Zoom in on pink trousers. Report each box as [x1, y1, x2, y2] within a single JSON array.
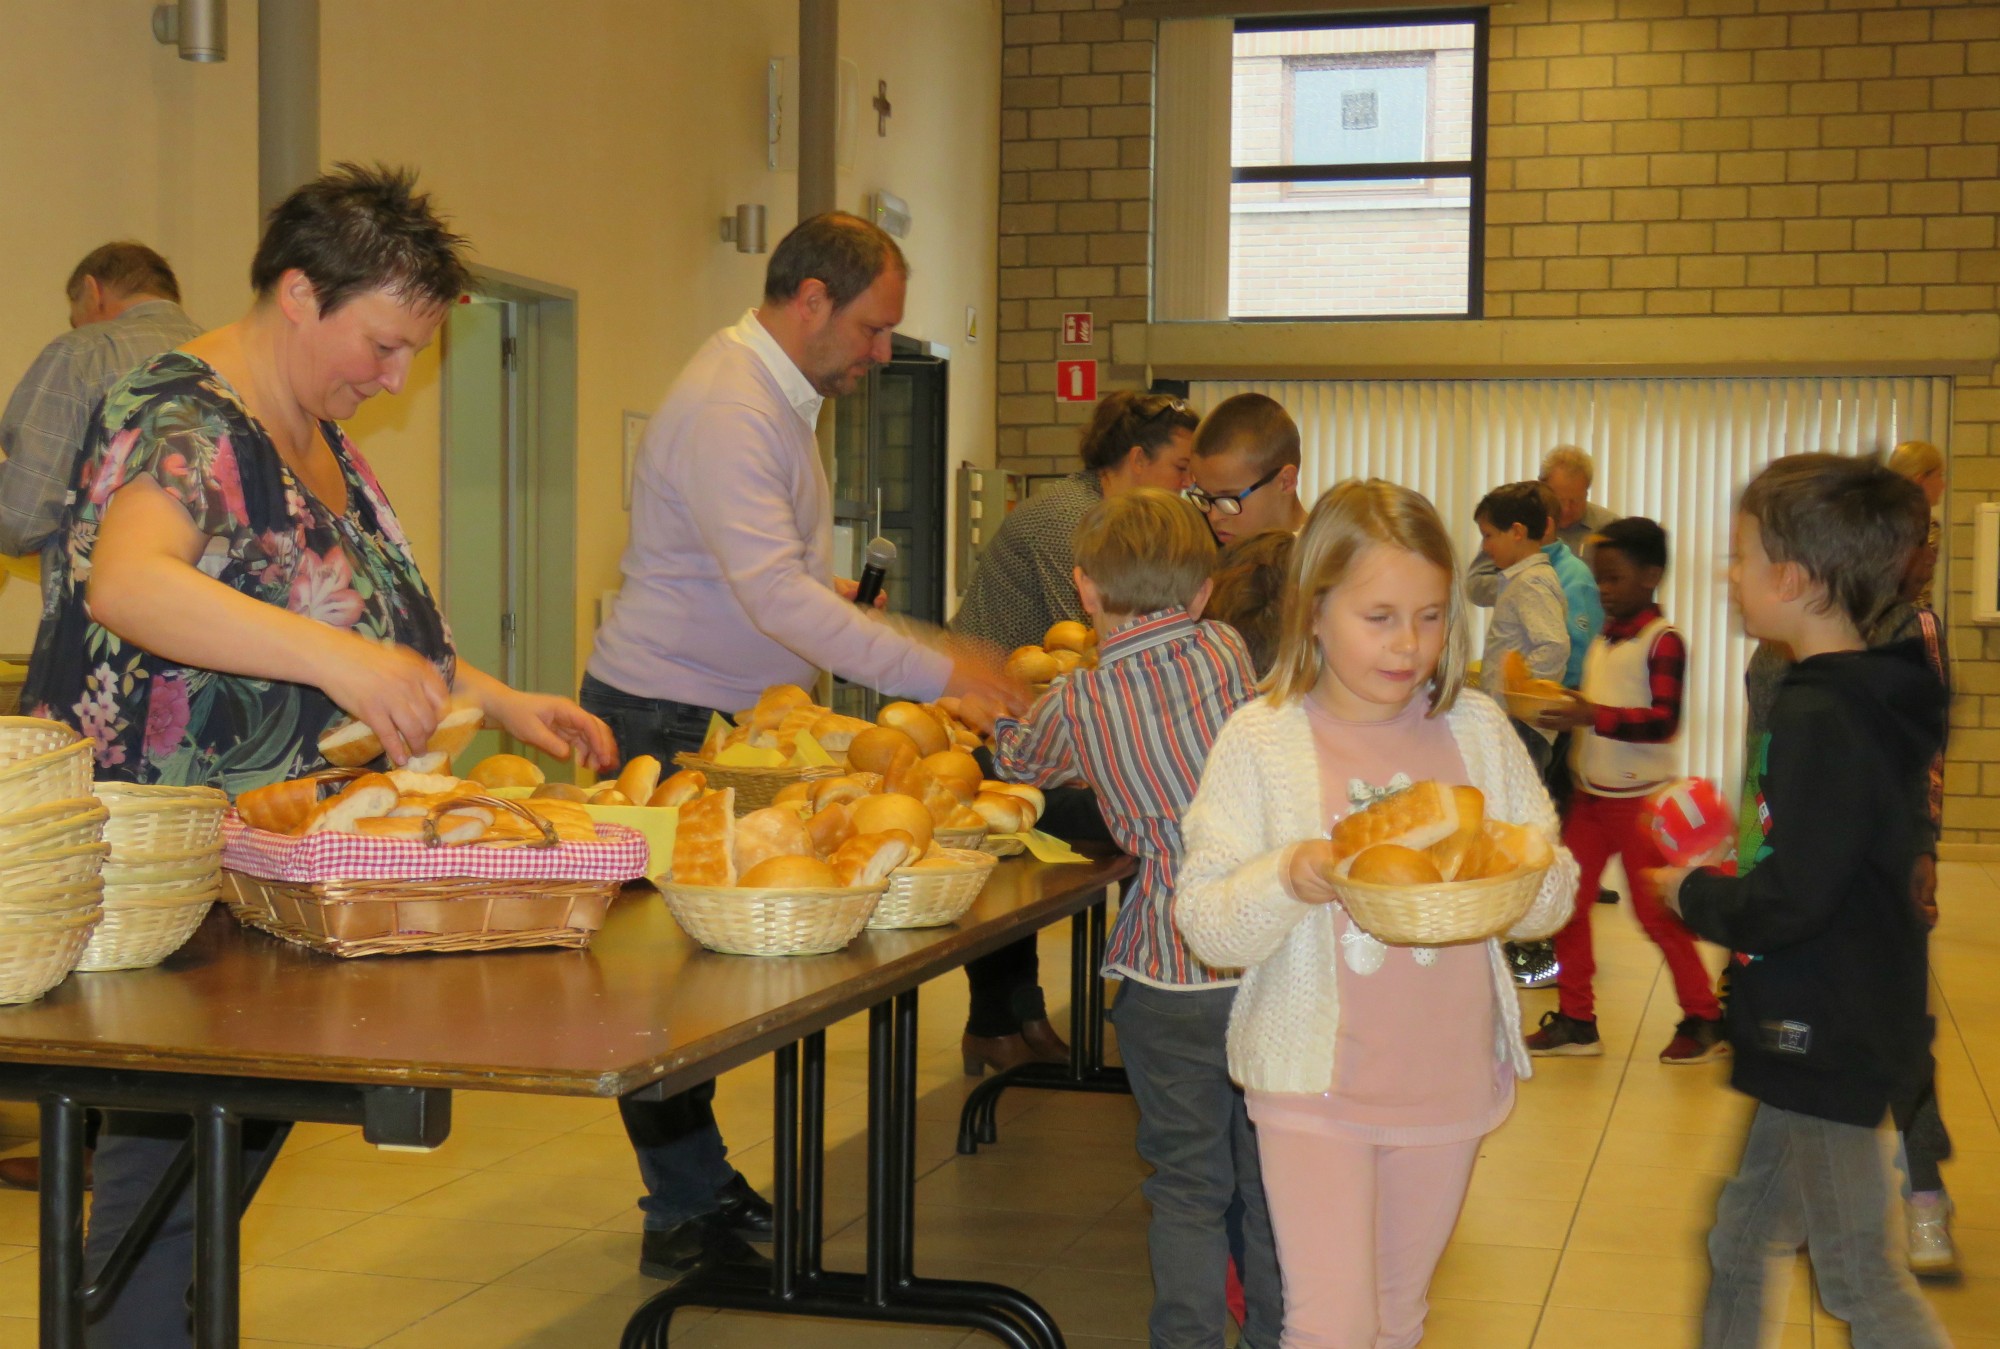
[[1256, 1123, 1482, 1349]]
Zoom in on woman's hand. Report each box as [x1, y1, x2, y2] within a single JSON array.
[[1287, 840, 1344, 906], [486, 688, 619, 773], [320, 639, 451, 765]]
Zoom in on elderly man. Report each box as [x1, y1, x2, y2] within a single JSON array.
[[584, 211, 1016, 1283], [0, 242, 200, 562], [1540, 444, 1616, 561]]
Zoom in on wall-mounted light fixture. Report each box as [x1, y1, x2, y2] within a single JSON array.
[[152, 0, 228, 62], [719, 205, 768, 255], [871, 191, 911, 239]]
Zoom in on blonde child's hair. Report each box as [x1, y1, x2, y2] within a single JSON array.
[[1073, 487, 1218, 615], [1887, 439, 1943, 482], [1263, 479, 1469, 715]]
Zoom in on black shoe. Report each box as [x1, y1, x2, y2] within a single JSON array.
[[713, 1172, 775, 1242], [1524, 1009, 1603, 1057], [638, 1216, 774, 1282], [1506, 940, 1559, 989], [1597, 889, 1621, 905]]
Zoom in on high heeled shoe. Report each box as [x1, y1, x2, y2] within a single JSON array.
[[961, 1031, 1043, 1076], [1018, 1017, 1071, 1065]]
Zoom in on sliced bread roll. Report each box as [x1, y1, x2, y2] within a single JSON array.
[[304, 773, 400, 834], [468, 753, 544, 789], [650, 769, 708, 809], [234, 777, 328, 835], [616, 755, 664, 805], [739, 855, 840, 889], [827, 830, 914, 886], [733, 806, 815, 876], [671, 789, 736, 886]]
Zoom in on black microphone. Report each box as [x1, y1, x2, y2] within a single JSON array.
[[853, 536, 897, 607]]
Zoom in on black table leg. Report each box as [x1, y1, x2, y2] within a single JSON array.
[[191, 1105, 242, 1348], [959, 891, 1130, 1155], [38, 1093, 86, 1349]]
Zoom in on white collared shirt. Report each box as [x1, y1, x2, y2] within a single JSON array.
[[732, 309, 824, 429]]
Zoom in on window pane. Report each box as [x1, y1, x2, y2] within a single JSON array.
[[1233, 22, 1476, 168], [1229, 177, 1470, 318]]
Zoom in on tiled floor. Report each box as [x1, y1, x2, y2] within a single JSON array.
[[2, 865, 1999, 1345]]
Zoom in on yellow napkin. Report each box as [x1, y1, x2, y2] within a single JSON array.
[[714, 743, 788, 768], [484, 786, 676, 877], [1013, 829, 1089, 864], [703, 711, 731, 753], [792, 730, 835, 768]]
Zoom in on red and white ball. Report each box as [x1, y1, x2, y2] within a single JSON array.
[[1641, 777, 1734, 866]]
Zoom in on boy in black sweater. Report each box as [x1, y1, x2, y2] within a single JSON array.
[[1657, 453, 1948, 1349]]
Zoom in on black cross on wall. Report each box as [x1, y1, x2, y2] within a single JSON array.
[[874, 80, 892, 136]]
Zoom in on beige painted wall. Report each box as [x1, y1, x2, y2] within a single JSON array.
[[0, 0, 1000, 687]]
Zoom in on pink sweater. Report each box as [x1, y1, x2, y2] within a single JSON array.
[[588, 312, 952, 712], [1248, 695, 1514, 1145]]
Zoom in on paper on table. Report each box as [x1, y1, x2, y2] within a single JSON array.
[[486, 786, 677, 878], [1011, 830, 1089, 864]]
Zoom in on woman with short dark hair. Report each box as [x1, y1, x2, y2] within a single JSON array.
[[27, 164, 615, 1347]]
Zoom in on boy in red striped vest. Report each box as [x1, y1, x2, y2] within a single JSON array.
[[1523, 517, 1727, 1063]]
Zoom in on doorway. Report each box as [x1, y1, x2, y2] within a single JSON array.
[[440, 272, 579, 776]]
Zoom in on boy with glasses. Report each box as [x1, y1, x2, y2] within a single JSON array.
[[1187, 393, 1308, 547]]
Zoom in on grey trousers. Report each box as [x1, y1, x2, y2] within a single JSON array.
[[1704, 1101, 1950, 1349], [1110, 980, 1283, 1349]]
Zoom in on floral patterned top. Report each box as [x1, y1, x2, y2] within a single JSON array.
[[23, 352, 455, 791]]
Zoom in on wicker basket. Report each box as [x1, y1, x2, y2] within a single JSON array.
[[933, 824, 990, 852], [869, 848, 998, 929], [0, 741, 94, 816], [77, 894, 217, 972], [1329, 864, 1550, 947], [224, 871, 621, 958], [94, 783, 228, 853], [661, 879, 883, 956], [102, 845, 221, 891], [0, 899, 99, 1004], [0, 842, 109, 899], [0, 717, 78, 763], [671, 753, 840, 813], [0, 798, 109, 856]]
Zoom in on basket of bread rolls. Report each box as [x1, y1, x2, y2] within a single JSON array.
[[1321, 781, 1554, 947], [219, 726, 649, 956], [1001, 620, 1099, 694], [1498, 650, 1574, 726], [858, 793, 999, 930], [658, 785, 914, 955], [670, 685, 860, 811]]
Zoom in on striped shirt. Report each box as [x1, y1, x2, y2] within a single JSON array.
[[994, 607, 1257, 989], [0, 299, 201, 559]]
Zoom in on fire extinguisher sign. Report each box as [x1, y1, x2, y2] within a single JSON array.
[[1055, 359, 1097, 403]]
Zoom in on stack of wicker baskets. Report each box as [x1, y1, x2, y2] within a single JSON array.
[[80, 782, 228, 972], [0, 719, 106, 1002]]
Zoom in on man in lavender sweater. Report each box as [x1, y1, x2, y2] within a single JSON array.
[[584, 212, 1017, 1282]]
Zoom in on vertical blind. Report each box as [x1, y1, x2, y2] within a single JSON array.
[[1190, 376, 1953, 795]]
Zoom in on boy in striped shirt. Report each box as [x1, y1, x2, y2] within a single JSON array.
[[995, 487, 1279, 1348]]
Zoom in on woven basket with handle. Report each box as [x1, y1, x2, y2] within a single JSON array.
[[1329, 864, 1549, 947], [661, 879, 883, 956], [869, 849, 997, 930], [670, 753, 840, 813]]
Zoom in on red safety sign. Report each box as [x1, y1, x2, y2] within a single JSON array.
[[1055, 359, 1097, 403], [1061, 312, 1094, 345]]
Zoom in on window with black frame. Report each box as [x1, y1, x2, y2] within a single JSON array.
[[1230, 9, 1487, 319]]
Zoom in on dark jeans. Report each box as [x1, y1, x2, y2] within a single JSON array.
[[1893, 1055, 1952, 1195], [84, 1113, 285, 1348], [581, 673, 746, 1230], [963, 748, 1113, 1037]]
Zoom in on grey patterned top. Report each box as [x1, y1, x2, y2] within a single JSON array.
[[949, 469, 1102, 654]]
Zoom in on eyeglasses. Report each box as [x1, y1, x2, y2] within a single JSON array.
[[1185, 462, 1285, 516]]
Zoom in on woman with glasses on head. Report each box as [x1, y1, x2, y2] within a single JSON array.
[[949, 388, 1200, 1074]]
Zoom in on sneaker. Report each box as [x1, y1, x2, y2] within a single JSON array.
[[1660, 1016, 1729, 1064], [1507, 941, 1559, 989], [1597, 889, 1621, 905], [1908, 1194, 1958, 1278], [1525, 1010, 1602, 1057]]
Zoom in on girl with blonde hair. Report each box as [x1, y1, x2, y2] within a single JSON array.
[[1176, 479, 1578, 1348]]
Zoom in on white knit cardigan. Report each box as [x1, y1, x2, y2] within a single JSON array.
[[1174, 689, 1580, 1094]]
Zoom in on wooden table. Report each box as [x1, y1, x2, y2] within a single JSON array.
[[0, 848, 1134, 1349]]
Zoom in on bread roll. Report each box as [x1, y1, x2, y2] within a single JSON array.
[[531, 781, 590, 803], [850, 792, 933, 853], [849, 726, 921, 778], [401, 750, 450, 775], [468, 753, 545, 789], [389, 770, 466, 796], [876, 702, 948, 757], [827, 831, 914, 886], [1047, 648, 1085, 676], [739, 855, 840, 889], [1347, 843, 1445, 886], [1043, 620, 1096, 654], [616, 754, 664, 804], [672, 788, 736, 885], [423, 706, 486, 764], [650, 769, 708, 809], [753, 684, 815, 720], [304, 773, 400, 834], [734, 806, 815, 876], [516, 798, 595, 843], [808, 773, 882, 811], [1500, 649, 1532, 694], [1329, 781, 1463, 861], [1004, 646, 1060, 685], [1482, 819, 1552, 876], [943, 804, 987, 830], [588, 787, 632, 806], [808, 712, 874, 753], [355, 813, 491, 846], [981, 781, 1045, 826], [971, 791, 1033, 835], [918, 751, 981, 803], [234, 777, 328, 835], [806, 802, 855, 857], [317, 718, 384, 768]]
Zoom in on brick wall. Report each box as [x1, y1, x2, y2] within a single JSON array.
[[994, 0, 2000, 842]]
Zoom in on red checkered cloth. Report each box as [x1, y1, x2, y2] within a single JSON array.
[[222, 812, 650, 884]]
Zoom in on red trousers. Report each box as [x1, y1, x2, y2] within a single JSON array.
[[1555, 790, 1722, 1023]]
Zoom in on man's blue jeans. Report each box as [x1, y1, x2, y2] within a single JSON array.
[[581, 674, 743, 1230]]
